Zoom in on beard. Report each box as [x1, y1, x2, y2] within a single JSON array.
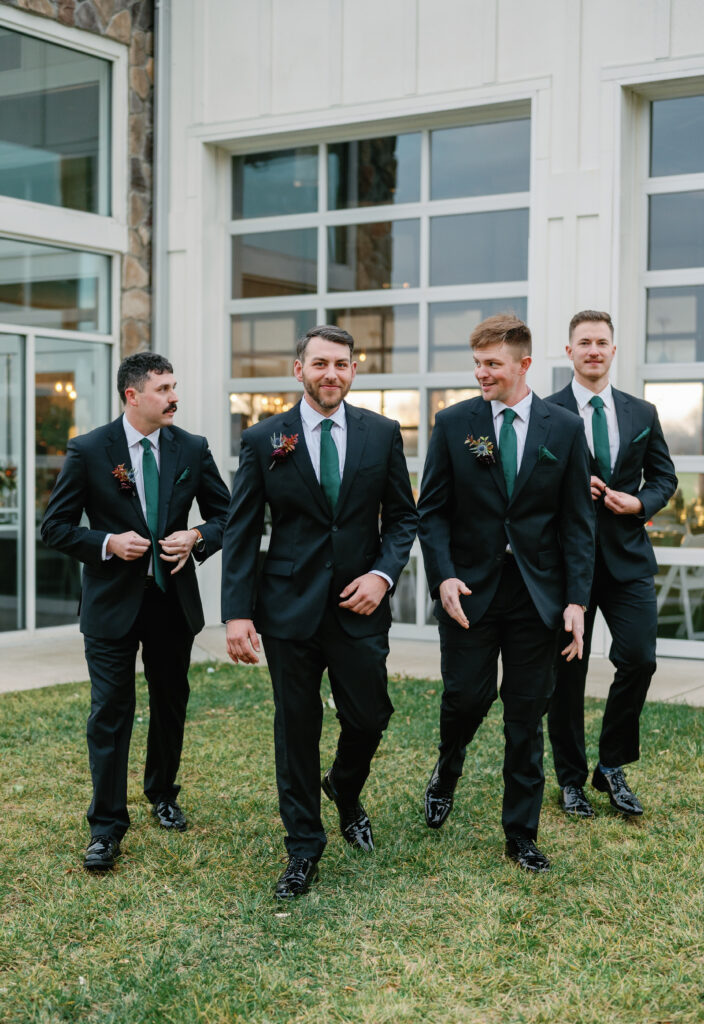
[[302, 375, 351, 412]]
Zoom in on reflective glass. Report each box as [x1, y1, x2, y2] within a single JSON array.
[[646, 286, 704, 364], [349, 389, 419, 455], [231, 310, 317, 378], [648, 192, 704, 270], [648, 472, 704, 548], [328, 221, 420, 292], [328, 133, 420, 209], [0, 237, 110, 332], [232, 147, 318, 218], [655, 558, 704, 641], [390, 557, 416, 624], [643, 381, 703, 456], [651, 96, 704, 178], [431, 119, 530, 199], [229, 391, 301, 457], [430, 210, 529, 285], [0, 27, 110, 214], [428, 298, 527, 372], [0, 333, 23, 631], [328, 305, 418, 373], [232, 229, 317, 298], [428, 388, 480, 437]]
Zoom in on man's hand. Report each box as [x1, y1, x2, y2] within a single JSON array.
[[561, 603, 585, 662], [439, 578, 472, 629], [603, 488, 643, 516], [106, 531, 151, 561], [226, 619, 261, 664], [590, 475, 606, 501], [159, 529, 198, 575], [339, 573, 389, 615]]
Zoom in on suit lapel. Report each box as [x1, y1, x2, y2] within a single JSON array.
[[510, 393, 550, 505], [158, 426, 179, 537], [105, 418, 148, 532], [611, 388, 632, 482], [283, 403, 330, 517], [335, 402, 369, 517], [554, 382, 599, 475], [467, 400, 507, 501]]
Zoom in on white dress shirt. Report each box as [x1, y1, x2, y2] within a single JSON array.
[[102, 413, 161, 565], [491, 390, 533, 472], [571, 378, 620, 473]]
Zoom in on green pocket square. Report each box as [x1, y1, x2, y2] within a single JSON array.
[[538, 445, 558, 463], [631, 427, 650, 444], [176, 467, 191, 484]]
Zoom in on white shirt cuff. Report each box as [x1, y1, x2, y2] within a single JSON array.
[[370, 569, 393, 588], [102, 534, 113, 560]]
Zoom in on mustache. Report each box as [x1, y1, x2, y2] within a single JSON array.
[[164, 403, 178, 413]]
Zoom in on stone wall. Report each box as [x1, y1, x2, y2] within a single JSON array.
[[1, 0, 154, 355]]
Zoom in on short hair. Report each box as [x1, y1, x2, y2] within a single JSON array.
[[569, 309, 614, 339], [117, 353, 173, 404], [470, 314, 532, 357], [296, 324, 354, 361]]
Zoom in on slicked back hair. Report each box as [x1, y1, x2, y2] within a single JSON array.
[[470, 314, 532, 358], [569, 309, 614, 340], [296, 325, 354, 362], [117, 353, 174, 404]]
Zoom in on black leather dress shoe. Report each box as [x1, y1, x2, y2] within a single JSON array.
[[322, 769, 374, 852], [505, 837, 551, 873], [152, 799, 188, 831], [84, 835, 121, 871], [561, 785, 595, 818], [592, 766, 643, 816], [424, 762, 456, 829], [275, 856, 319, 899]]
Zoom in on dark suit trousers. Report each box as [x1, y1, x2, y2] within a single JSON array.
[[548, 552, 657, 787], [262, 605, 393, 860], [83, 581, 193, 839], [436, 558, 558, 840]]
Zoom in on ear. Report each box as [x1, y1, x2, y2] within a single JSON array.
[[293, 359, 303, 383], [565, 344, 573, 360], [519, 355, 532, 376], [124, 386, 139, 407]]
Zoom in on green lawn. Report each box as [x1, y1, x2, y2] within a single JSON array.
[[1, 664, 703, 1024]]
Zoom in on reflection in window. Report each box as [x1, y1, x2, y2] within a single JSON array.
[[646, 286, 704, 364], [430, 210, 529, 285], [648, 192, 704, 271], [328, 133, 420, 209], [329, 305, 418, 373], [0, 237, 110, 332], [349, 389, 419, 456], [428, 298, 527, 372], [231, 310, 317, 378], [328, 221, 420, 293], [656, 560, 704, 641], [648, 472, 704, 548], [650, 96, 704, 178], [644, 381, 704, 455], [428, 388, 480, 436], [0, 28, 110, 214], [231, 230, 317, 298], [229, 391, 301, 456], [232, 147, 317, 219], [431, 119, 530, 200]]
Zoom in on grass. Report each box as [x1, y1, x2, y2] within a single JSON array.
[[1, 663, 703, 1024]]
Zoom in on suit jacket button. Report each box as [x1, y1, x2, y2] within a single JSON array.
[[332, 525, 338, 532], [325, 560, 332, 569], [504, 518, 510, 525]]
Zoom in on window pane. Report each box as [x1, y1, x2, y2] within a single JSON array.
[[328, 133, 420, 210], [0, 27, 110, 214], [646, 286, 704, 364], [431, 119, 530, 199], [648, 472, 704, 548], [231, 310, 317, 378], [651, 96, 704, 178], [349, 389, 419, 455], [328, 221, 420, 292], [643, 381, 704, 455], [232, 147, 318, 218], [0, 237, 110, 332], [390, 556, 416, 624], [229, 391, 301, 456], [430, 210, 529, 285], [648, 192, 704, 270], [656, 560, 704, 641], [0, 333, 23, 631], [328, 305, 418, 373], [428, 298, 527, 372], [232, 229, 317, 298], [428, 388, 480, 437]]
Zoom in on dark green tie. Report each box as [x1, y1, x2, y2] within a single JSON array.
[[141, 437, 165, 591], [499, 408, 518, 498], [319, 419, 340, 513], [590, 395, 611, 483]]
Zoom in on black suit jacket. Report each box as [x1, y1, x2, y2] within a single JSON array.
[[41, 417, 230, 638], [547, 383, 677, 582], [418, 393, 595, 630], [221, 400, 418, 640]]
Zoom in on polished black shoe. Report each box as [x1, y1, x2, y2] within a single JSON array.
[[84, 834, 121, 871], [152, 799, 188, 831], [322, 769, 374, 852], [424, 762, 456, 829], [592, 766, 643, 817], [505, 836, 551, 873], [275, 856, 319, 899], [561, 784, 595, 818]]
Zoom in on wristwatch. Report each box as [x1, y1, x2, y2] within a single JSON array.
[[191, 528, 205, 553]]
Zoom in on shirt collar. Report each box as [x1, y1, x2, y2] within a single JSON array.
[[571, 377, 613, 411], [122, 412, 161, 450], [299, 397, 347, 432], [491, 389, 533, 422]]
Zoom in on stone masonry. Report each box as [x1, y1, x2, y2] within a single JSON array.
[[1, 0, 154, 356]]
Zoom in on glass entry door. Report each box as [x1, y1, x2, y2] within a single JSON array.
[[0, 334, 23, 631]]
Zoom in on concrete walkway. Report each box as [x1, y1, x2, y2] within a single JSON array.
[[0, 625, 702, 706]]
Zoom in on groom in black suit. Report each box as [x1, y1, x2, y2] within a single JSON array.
[[418, 314, 595, 872], [41, 353, 230, 870], [221, 325, 417, 899], [547, 310, 677, 819]]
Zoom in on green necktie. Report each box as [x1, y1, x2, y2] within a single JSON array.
[[590, 395, 611, 483], [141, 437, 166, 591], [499, 408, 518, 498], [319, 419, 340, 513]]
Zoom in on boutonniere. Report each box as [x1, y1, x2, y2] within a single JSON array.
[[269, 432, 299, 471], [538, 445, 558, 463], [112, 463, 136, 494], [465, 435, 496, 465], [632, 427, 650, 444], [176, 466, 191, 484]]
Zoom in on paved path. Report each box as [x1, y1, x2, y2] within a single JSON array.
[[0, 626, 702, 706]]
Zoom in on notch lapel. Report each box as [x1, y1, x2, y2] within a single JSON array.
[[334, 403, 369, 516], [157, 426, 179, 537], [468, 400, 507, 501], [105, 418, 148, 533], [509, 394, 550, 506], [282, 404, 330, 517], [610, 388, 632, 483]]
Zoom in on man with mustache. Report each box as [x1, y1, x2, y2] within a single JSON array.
[[42, 353, 230, 870], [547, 310, 677, 819]]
